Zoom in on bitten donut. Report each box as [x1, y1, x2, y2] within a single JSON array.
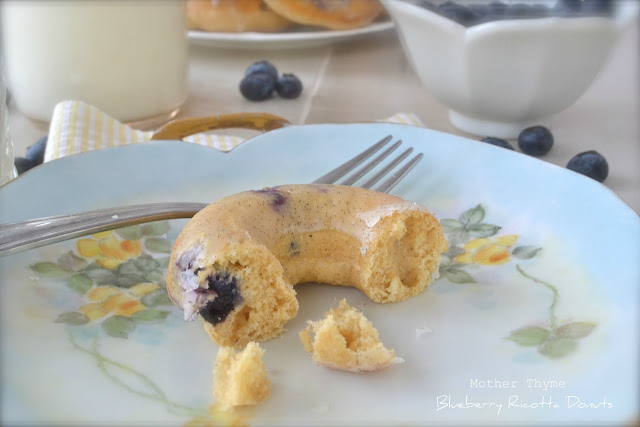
[[166, 184, 446, 347], [263, 0, 384, 30], [186, 0, 295, 33]]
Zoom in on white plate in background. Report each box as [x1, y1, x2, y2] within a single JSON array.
[[188, 21, 394, 50]]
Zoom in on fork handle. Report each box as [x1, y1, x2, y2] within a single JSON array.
[[0, 203, 207, 258]]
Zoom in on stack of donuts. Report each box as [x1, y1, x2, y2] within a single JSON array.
[[187, 0, 385, 32]]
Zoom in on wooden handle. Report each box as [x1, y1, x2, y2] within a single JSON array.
[[150, 112, 291, 140]]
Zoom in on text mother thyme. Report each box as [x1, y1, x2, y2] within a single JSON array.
[[435, 379, 612, 416]]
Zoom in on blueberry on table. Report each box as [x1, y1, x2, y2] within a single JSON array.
[[583, 0, 615, 16], [553, 0, 583, 16], [25, 135, 47, 165], [518, 126, 554, 156], [438, 2, 477, 26], [416, 0, 438, 12], [244, 60, 278, 81], [528, 4, 550, 18], [487, 1, 509, 18], [14, 157, 37, 175], [275, 73, 303, 99], [505, 3, 533, 19], [240, 72, 276, 101], [481, 137, 514, 150], [566, 150, 609, 182], [469, 4, 490, 22]]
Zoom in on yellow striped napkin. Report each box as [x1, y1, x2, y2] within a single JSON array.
[[44, 100, 425, 162]]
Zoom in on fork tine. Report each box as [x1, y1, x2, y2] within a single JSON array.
[[373, 153, 424, 194], [360, 147, 414, 189], [340, 140, 402, 186], [312, 135, 393, 184]]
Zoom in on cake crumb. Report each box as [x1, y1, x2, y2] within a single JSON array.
[[213, 342, 271, 410], [299, 299, 401, 372]]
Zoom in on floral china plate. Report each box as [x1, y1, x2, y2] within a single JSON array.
[[0, 123, 638, 425]]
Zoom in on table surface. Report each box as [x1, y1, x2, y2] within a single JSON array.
[[8, 21, 639, 214]]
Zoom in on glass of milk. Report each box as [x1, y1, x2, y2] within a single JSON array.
[[1, 0, 188, 128], [1, 71, 17, 187]]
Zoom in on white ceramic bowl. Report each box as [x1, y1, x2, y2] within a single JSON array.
[[384, 0, 638, 138]]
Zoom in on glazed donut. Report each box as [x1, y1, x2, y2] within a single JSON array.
[[166, 184, 446, 347], [262, 0, 384, 30], [186, 0, 295, 33]]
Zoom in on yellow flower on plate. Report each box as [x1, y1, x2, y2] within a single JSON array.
[[129, 282, 161, 296], [115, 299, 145, 317], [79, 302, 108, 321], [86, 286, 121, 301], [454, 234, 519, 266], [473, 244, 511, 265], [463, 238, 492, 251], [77, 239, 100, 258], [75, 233, 142, 269], [78, 283, 162, 321]]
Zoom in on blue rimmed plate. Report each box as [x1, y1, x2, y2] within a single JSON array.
[[1, 123, 638, 425]]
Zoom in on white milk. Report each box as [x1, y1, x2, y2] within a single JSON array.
[[1, 0, 188, 124], [1, 73, 16, 186]]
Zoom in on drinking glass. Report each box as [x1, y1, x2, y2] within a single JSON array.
[[1, 72, 16, 186], [1, 0, 188, 128]]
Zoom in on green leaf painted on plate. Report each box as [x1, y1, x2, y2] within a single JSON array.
[[115, 274, 145, 289], [448, 230, 470, 246], [445, 246, 465, 258], [141, 289, 173, 307], [445, 268, 476, 284], [84, 268, 116, 285], [144, 271, 164, 283], [468, 223, 501, 237], [506, 326, 550, 346], [459, 204, 485, 225], [156, 256, 171, 269], [54, 311, 90, 325], [555, 322, 596, 339], [134, 255, 160, 272], [441, 219, 464, 233], [141, 221, 170, 237], [118, 259, 142, 276], [57, 251, 89, 272], [115, 225, 143, 240], [538, 337, 577, 359], [67, 273, 93, 295], [144, 238, 172, 254], [513, 246, 542, 259], [131, 309, 170, 323], [29, 262, 72, 279], [102, 315, 136, 339]]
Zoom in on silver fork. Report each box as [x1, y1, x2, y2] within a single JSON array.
[[0, 135, 422, 257]]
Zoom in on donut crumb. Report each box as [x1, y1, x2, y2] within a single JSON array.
[[213, 342, 271, 410], [299, 299, 402, 372]]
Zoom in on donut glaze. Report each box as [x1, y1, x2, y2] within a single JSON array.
[[186, 0, 295, 33], [263, 0, 384, 30], [166, 184, 446, 347]]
